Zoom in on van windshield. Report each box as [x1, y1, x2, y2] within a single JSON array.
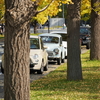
[[40, 36, 59, 43]]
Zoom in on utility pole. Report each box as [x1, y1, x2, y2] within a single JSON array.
[[48, 16, 50, 33], [62, 4, 64, 18], [62, 4, 65, 29]]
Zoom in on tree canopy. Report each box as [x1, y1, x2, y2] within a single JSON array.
[[32, 0, 73, 24], [81, 0, 100, 21], [0, 0, 100, 24], [0, 0, 73, 24]]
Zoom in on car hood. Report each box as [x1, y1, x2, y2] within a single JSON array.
[[43, 43, 60, 51], [30, 49, 43, 56]]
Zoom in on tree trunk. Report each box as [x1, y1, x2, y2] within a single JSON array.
[[4, 21, 30, 100], [34, 20, 38, 33], [67, 0, 83, 80], [4, 0, 38, 99], [90, 0, 100, 60]]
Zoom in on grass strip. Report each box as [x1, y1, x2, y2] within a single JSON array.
[[30, 51, 100, 100]]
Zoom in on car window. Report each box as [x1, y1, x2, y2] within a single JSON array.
[[41, 36, 59, 43], [30, 38, 40, 49]]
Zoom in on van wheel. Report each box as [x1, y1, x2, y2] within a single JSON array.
[[62, 58, 65, 63], [86, 42, 90, 49], [57, 57, 61, 65]]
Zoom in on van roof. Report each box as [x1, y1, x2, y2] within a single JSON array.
[[39, 33, 61, 37]]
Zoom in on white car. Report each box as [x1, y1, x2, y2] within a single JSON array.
[[30, 36, 48, 74], [50, 31, 67, 58], [39, 33, 66, 65], [1, 36, 48, 74]]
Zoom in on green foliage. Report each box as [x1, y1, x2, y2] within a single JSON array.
[[0, 0, 100, 23], [94, 2, 100, 14], [31, 0, 73, 24], [30, 51, 100, 100], [81, 0, 100, 21], [81, 0, 91, 21]]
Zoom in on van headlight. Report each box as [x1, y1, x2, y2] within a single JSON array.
[[53, 48, 59, 55]]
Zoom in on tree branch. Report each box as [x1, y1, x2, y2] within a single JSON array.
[[6, 0, 55, 27], [37, 0, 55, 14]]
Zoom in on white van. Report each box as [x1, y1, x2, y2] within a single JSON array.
[[50, 31, 67, 58], [39, 33, 66, 65]]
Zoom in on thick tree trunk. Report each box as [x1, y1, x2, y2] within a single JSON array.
[[90, 0, 100, 60], [4, 0, 37, 99], [67, 0, 83, 80], [4, 20, 30, 100]]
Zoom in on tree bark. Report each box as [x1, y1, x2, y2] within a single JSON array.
[[67, 0, 83, 80], [4, 0, 38, 100], [4, 20, 30, 100], [90, 0, 100, 60]]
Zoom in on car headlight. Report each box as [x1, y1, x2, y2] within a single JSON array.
[[33, 54, 39, 62], [33, 54, 39, 59], [53, 48, 59, 55]]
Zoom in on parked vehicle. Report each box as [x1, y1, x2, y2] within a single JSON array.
[[30, 36, 48, 74], [80, 26, 91, 49], [1, 36, 48, 74], [50, 31, 67, 58], [39, 33, 66, 65]]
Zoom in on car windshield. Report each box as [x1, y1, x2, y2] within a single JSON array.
[[30, 38, 40, 49], [41, 36, 59, 43]]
